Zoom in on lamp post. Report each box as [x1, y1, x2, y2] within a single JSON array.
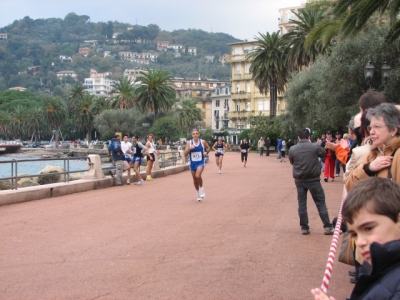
[[364, 60, 391, 90], [142, 122, 150, 142]]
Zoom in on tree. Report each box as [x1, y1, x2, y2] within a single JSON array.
[[26, 106, 46, 142], [93, 108, 139, 137], [247, 32, 288, 118], [149, 116, 182, 143], [134, 69, 176, 122], [110, 77, 136, 109], [68, 83, 86, 109], [42, 97, 67, 142], [10, 105, 26, 139], [282, 8, 326, 71], [0, 110, 11, 139], [174, 98, 202, 135], [73, 94, 95, 141], [90, 96, 110, 116]]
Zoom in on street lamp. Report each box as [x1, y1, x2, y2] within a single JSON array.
[[364, 60, 391, 90], [381, 61, 391, 85], [142, 123, 150, 142], [364, 60, 374, 88]]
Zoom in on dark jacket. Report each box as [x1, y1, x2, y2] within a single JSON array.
[[320, 138, 336, 160], [265, 139, 271, 147], [289, 139, 326, 182], [108, 138, 125, 161], [350, 240, 400, 300]]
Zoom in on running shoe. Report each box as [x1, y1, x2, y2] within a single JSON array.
[[146, 177, 154, 181], [324, 178, 328, 182], [197, 192, 202, 201], [200, 189, 205, 198], [301, 229, 310, 235], [324, 227, 334, 235], [329, 178, 334, 182], [218, 170, 221, 174], [134, 181, 142, 185], [127, 178, 130, 185]]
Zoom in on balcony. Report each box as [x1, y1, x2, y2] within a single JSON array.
[[227, 111, 255, 120], [231, 92, 251, 101], [225, 54, 248, 63]]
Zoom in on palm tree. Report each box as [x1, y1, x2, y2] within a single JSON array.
[[26, 106, 46, 142], [174, 98, 202, 135], [134, 68, 176, 122], [282, 8, 326, 71], [0, 110, 11, 139], [73, 94, 95, 141], [90, 96, 110, 116], [68, 83, 86, 111], [42, 97, 67, 142], [10, 105, 26, 139], [110, 77, 136, 109], [246, 32, 288, 118]]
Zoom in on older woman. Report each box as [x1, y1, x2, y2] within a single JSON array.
[[345, 103, 400, 191]]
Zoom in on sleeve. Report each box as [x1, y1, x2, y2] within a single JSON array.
[[334, 145, 350, 165], [345, 156, 370, 191], [317, 145, 326, 159], [139, 142, 146, 150]]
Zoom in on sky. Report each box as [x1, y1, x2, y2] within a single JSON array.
[[0, 0, 304, 40]]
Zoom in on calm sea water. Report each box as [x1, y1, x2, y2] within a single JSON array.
[[0, 156, 89, 179]]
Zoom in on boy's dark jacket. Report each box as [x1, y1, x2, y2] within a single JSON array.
[[350, 240, 400, 299]]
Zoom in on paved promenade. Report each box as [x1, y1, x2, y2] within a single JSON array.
[[0, 152, 352, 300]]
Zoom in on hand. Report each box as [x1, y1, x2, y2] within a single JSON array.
[[339, 139, 349, 149], [325, 141, 338, 150], [369, 156, 393, 172], [311, 288, 336, 300]]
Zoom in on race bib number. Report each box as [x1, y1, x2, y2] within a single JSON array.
[[217, 148, 223, 153], [241, 149, 247, 153], [191, 151, 202, 162]]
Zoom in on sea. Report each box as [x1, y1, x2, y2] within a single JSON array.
[[0, 155, 90, 179]]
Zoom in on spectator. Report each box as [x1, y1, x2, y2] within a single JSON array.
[[265, 137, 271, 156], [258, 137, 265, 156]]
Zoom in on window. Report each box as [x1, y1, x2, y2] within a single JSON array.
[[236, 84, 240, 93], [216, 89, 220, 95], [245, 63, 251, 74], [234, 47, 243, 54], [214, 110, 219, 117], [223, 120, 229, 128], [264, 100, 270, 110], [235, 65, 241, 75], [246, 83, 250, 92], [215, 121, 219, 130], [224, 99, 229, 111], [236, 103, 240, 111], [258, 101, 263, 111], [225, 87, 229, 94], [215, 100, 220, 107], [246, 102, 250, 111]]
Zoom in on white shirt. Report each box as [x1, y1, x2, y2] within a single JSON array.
[[121, 141, 132, 155]]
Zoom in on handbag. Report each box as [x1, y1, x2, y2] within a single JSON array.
[[338, 232, 355, 266]]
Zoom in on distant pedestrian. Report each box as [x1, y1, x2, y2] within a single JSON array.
[[265, 137, 271, 156], [107, 133, 125, 186], [280, 139, 286, 162], [321, 131, 336, 182], [145, 134, 158, 181], [184, 129, 210, 201], [289, 129, 334, 235], [121, 134, 133, 185], [132, 135, 146, 185], [258, 137, 265, 156], [239, 138, 250, 167], [277, 137, 283, 159]]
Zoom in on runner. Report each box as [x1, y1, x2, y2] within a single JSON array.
[[145, 134, 158, 181], [184, 129, 210, 201], [212, 136, 226, 174], [239, 138, 250, 167], [120, 134, 132, 185], [132, 135, 147, 185]]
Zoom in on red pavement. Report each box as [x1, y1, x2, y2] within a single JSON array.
[[0, 152, 353, 300]]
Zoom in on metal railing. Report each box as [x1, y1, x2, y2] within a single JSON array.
[[0, 156, 92, 190]]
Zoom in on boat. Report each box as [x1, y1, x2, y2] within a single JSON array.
[[0, 141, 22, 154]]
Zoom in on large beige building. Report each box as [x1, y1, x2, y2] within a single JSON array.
[[278, 4, 305, 34], [226, 41, 286, 131]]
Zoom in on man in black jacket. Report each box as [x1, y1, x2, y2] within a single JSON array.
[[289, 129, 334, 235]]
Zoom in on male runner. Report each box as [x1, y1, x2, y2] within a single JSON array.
[[239, 138, 250, 167], [120, 134, 132, 184], [212, 136, 226, 174], [132, 135, 147, 185], [184, 129, 210, 201]]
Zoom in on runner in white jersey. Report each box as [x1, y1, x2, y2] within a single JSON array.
[[131, 135, 146, 185], [212, 136, 226, 174], [184, 129, 210, 201], [121, 134, 132, 184]]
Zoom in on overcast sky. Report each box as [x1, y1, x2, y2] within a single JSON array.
[[0, 0, 304, 40]]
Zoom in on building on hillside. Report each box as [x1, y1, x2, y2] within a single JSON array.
[[219, 54, 228, 65], [226, 40, 286, 133], [157, 41, 169, 51], [0, 33, 7, 39], [18, 66, 40, 75], [123, 67, 148, 81], [8, 86, 27, 91], [59, 55, 73, 62], [119, 51, 157, 62], [83, 69, 114, 97], [172, 78, 230, 130], [79, 47, 90, 55], [56, 70, 78, 81], [166, 44, 183, 53], [187, 47, 197, 56], [278, 4, 305, 34]]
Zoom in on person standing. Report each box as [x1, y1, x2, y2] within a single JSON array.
[[184, 129, 210, 201], [280, 139, 287, 162], [212, 136, 226, 174], [239, 138, 250, 167], [334, 131, 344, 177], [277, 137, 283, 159], [258, 137, 265, 156], [121, 134, 133, 185], [107, 133, 125, 186], [132, 135, 146, 185], [145, 134, 158, 181], [265, 137, 271, 156], [321, 131, 336, 182], [289, 129, 334, 235]]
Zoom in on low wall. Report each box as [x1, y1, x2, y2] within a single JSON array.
[[0, 164, 189, 206]]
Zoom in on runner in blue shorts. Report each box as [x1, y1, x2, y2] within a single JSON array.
[[184, 128, 210, 201], [132, 135, 147, 185]]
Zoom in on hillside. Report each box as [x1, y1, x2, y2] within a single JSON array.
[[0, 13, 241, 94]]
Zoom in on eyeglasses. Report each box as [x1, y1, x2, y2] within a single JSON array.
[[367, 124, 388, 132]]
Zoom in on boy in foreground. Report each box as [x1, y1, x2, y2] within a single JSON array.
[[311, 177, 400, 300]]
